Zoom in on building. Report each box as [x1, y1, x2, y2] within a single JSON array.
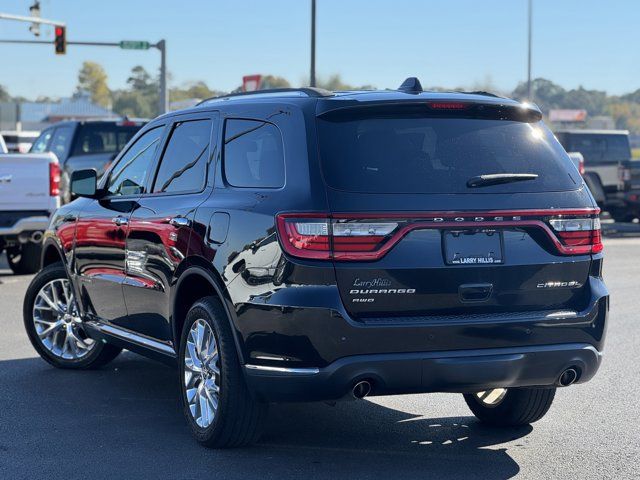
[[0, 94, 117, 132]]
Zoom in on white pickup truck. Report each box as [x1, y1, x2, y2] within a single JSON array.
[[0, 152, 60, 274]]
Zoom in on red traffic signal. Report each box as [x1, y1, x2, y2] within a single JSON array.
[[54, 25, 66, 55]]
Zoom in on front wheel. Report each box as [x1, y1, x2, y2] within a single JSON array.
[[463, 387, 556, 426], [23, 263, 122, 369], [179, 297, 267, 448]]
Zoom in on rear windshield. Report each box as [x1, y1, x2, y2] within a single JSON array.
[[317, 113, 579, 194], [72, 124, 142, 155], [561, 134, 631, 163], [2, 135, 38, 143]]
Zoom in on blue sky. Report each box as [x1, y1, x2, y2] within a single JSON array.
[[1, 0, 639, 99]]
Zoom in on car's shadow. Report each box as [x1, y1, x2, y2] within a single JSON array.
[[0, 353, 531, 479]]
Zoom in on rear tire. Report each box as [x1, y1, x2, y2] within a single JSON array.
[[23, 262, 122, 369], [179, 296, 267, 448], [7, 242, 41, 274], [463, 387, 556, 426]]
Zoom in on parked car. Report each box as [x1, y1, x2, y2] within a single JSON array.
[[29, 119, 146, 203], [0, 152, 59, 273], [567, 151, 606, 205], [555, 129, 640, 221], [24, 79, 608, 448], [0, 130, 40, 153], [0, 133, 7, 154]]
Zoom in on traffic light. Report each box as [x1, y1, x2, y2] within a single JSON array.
[[29, 1, 41, 37], [54, 25, 66, 55]]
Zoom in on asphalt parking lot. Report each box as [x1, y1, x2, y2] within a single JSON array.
[[1, 238, 639, 480]]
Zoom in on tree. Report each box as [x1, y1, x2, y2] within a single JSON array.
[[127, 66, 157, 95], [260, 75, 290, 89], [170, 81, 223, 103], [316, 74, 373, 91], [112, 66, 158, 118], [0, 84, 10, 103], [76, 61, 111, 107]]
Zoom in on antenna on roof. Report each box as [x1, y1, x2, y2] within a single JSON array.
[[398, 77, 423, 94]]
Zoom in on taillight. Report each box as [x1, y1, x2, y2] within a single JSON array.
[[578, 157, 585, 176], [49, 162, 61, 196], [548, 216, 602, 254], [276, 215, 399, 260], [277, 210, 603, 261], [428, 102, 468, 110], [618, 165, 632, 182]]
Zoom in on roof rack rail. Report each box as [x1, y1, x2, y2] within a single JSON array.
[[197, 87, 334, 105], [464, 90, 502, 98]]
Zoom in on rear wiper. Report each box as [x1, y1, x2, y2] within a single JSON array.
[[467, 173, 539, 188]]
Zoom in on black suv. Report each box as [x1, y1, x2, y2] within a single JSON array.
[[24, 79, 608, 448]]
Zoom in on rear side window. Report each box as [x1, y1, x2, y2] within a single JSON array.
[[318, 113, 578, 194], [49, 126, 73, 160], [224, 119, 285, 188], [73, 125, 141, 155], [152, 119, 211, 194], [30, 130, 53, 153]]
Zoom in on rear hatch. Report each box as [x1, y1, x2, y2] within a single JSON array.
[[0, 153, 58, 211], [279, 101, 601, 320]]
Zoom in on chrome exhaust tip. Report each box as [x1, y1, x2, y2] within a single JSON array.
[[352, 380, 372, 399], [30, 231, 44, 243], [558, 368, 578, 387]]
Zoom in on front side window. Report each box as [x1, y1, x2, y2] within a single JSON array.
[[29, 129, 54, 153], [152, 119, 211, 194], [49, 126, 73, 160], [106, 126, 163, 196], [223, 119, 285, 188]]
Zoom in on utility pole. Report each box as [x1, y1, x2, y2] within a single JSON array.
[[157, 39, 167, 114], [310, 0, 316, 87], [527, 0, 533, 100]]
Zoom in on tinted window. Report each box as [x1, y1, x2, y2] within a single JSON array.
[[564, 134, 631, 163], [106, 127, 163, 196], [224, 119, 284, 188], [49, 127, 73, 160], [318, 114, 577, 194], [73, 124, 141, 155], [29, 130, 53, 153], [152, 119, 211, 193], [3, 134, 38, 143]]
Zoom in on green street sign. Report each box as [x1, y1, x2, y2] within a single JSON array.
[[119, 40, 150, 50]]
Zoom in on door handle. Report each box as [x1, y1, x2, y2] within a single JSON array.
[[169, 217, 190, 227], [112, 216, 128, 227]]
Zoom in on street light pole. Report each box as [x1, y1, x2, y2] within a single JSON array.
[[157, 39, 167, 114], [310, 0, 316, 87], [527, 0, 533, 100]]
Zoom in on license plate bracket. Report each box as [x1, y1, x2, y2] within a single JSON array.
[[443, 229, 504, 265]]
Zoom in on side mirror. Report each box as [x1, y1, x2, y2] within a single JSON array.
[[70, 169, 99, 198]]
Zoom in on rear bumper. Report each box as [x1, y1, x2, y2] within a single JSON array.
[[0, 214, 50, 237], [244, 343, 602, 402], [236, 275, 608, 402]]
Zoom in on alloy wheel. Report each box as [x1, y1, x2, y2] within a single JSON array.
[[32, 278, 96, 360], [184, 319, 221, 429]]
